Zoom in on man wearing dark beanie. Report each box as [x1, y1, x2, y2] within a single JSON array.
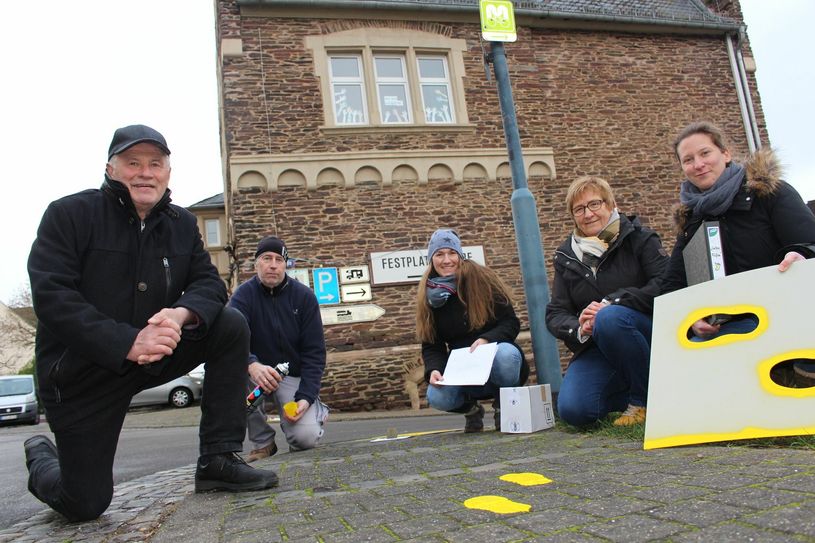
[[229, 236, 328, 460], [25, 124, 279, 522]]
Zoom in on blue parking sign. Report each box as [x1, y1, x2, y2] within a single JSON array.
[[312, 268, 340, 305]]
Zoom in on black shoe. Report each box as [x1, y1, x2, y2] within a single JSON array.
[[464, 403, 485, 433], [195, 452, 279, 493], [24, 435, 58, 470], [494, 408, 501, 432]]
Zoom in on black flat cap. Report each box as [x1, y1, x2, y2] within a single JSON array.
[[108, 124, 171, 159]]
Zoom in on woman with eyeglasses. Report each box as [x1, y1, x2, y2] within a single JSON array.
[[546, 176, 668, 426], [416, 229, 528, 432]]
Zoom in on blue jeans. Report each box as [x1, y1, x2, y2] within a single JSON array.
[[426, 342, 523, 412], [557, 305, 652, 426]]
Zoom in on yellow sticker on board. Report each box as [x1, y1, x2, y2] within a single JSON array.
[[464, 495, 531, 514], [499, 472, 553, 486]]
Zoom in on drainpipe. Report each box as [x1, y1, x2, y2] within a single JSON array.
[[725, 32, 757, 153], [734, 29, 762, 149]]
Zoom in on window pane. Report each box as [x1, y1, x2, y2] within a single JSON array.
[[334, 85, 366, 125], [375, 56, 404, 78], [330, 57, 360, 78], [422, 84, 453, 123], [418, 57, 445, 79], [379, 84, 409, 123], [204, 219, 220, 247]]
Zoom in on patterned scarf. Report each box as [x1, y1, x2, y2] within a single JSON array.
[[680, 162, 745, 217], [571, 210, 621, 271], [426, 275, 458, 308]]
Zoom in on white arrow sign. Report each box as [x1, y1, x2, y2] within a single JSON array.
[[341, 283, 372, 302]]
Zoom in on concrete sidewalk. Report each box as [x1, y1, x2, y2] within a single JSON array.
[[2, 414, 814, 542]]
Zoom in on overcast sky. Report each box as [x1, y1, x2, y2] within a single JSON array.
[[1, 0, 812, 305]]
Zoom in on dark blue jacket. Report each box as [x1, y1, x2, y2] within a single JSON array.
[[28, 177, 226, 405], [229, 274, 326, 404]]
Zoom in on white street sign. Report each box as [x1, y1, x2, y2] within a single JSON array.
[[287, 268, 310, 288], [369, 246, 485, 285], [341, 283, 372, 302], [339, 265, 370, 284], [320, 304, 386, 325]]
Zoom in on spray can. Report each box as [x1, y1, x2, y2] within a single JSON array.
[[246, 361, 290, 412]]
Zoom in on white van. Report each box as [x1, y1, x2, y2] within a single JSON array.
[[0, 375, 40, 425]]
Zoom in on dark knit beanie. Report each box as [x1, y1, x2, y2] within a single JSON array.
[[255, 236, 288, 259]]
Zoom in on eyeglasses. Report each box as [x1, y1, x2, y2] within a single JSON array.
[[572, 199, 605, 217]]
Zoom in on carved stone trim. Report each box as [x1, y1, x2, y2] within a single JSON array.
[[231, 148, 556, 191]]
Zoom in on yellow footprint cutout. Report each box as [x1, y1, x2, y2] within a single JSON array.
[[464, 495, 531, 514], [499, 472, 552, 486]]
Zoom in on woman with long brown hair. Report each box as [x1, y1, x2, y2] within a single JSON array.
[[416, 229, 528, 432]]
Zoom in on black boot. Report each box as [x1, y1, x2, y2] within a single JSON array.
[[493, 400, 501, 432], [195, 452, 279, 493], [463, 403, 484, 433]]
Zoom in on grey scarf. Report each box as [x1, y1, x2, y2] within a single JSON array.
[[426, 275, 458, 308], [680, 162, 746, 217]]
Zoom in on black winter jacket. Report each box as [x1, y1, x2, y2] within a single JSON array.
[[661, 148, 815, 294], [546, 215, 668, 357], [228, 275, 326, 405], [28, 177, 227, 404], [421, 292, 529, 385]]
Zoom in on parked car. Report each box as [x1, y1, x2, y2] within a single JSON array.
[[130, 365, 205, 408], [0, 375, 40, 425]]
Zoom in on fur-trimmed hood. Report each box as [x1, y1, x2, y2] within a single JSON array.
[[673, 147, 783, 232]]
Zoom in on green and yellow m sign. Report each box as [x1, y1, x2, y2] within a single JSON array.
[[479, 0, 517, 42]]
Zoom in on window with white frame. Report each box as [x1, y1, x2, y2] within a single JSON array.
[[204, 218, 221, 247], [309, 29, 469, 130], [418, 56, 455, 124], [374, 55, 412, 124], [330, 55, 368, 125]]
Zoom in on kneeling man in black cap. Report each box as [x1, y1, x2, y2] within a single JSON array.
[[25, 124, 278, 522]]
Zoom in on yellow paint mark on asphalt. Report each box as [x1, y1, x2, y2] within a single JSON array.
[[499, 472, 552, 486], [464, 495, 531, 514], [369, 429, 458, 442]]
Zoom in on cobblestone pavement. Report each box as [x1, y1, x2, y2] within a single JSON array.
[[3, 424, 814, 543]]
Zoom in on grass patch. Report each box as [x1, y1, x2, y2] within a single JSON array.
[[555, 412, 815, 449]]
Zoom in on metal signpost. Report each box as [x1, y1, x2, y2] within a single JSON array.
[[479, 0, 562, 392]]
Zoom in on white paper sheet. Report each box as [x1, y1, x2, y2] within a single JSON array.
[[438, 342, 498, 386]]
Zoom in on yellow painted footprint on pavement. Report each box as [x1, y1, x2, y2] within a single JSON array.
[[464, 495, 531, 514], [499, 472, 552, 486]]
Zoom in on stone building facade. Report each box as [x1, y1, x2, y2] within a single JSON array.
[[215, 0, 767, 411]]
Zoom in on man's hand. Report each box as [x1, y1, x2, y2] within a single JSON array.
[[282, 399, 310, 423], [778, 251, 805, 272], [429, 369, 444, 387], [249, 361, 284, 393], [127, 320, 181, 364], [147, 307, 195, 329]]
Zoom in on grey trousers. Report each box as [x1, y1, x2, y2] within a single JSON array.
[[247, 376, 328, 451]]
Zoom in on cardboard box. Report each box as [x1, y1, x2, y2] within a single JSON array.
[[500, 384, 555, 433]]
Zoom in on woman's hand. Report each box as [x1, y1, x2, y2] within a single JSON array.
[[469, 338, 488, 352], [429, 370, 444, 387], [691, 318, 720, 339], [578, 300, 608, 337], [778, 251, 805, 272]]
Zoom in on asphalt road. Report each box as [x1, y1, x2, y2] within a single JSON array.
[[0, 406, 464, 529]]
